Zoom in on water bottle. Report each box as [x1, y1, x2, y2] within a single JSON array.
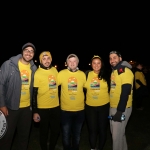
[[108, 114, 125, 121]]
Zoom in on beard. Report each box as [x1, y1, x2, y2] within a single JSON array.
[[22, 55, 33, 63]]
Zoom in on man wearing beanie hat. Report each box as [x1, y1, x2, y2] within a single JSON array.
[[38, 51, 52, 69], [57, 54, 86, 150], [32, 51, 60, 150], [22, 42, 36, 53], [0, 42, 37, 150], [66, 54, 79, 72]]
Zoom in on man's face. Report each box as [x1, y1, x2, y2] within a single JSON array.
[[67, 57, 78, 71], [109, 53, 122, 67], [41, 55, 52, 67], [22, 47, 35, 62], [137, 64, 143, 70]]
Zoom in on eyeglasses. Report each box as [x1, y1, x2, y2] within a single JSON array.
[[109, 51, 121, 57], [23, 49, 34, 54]]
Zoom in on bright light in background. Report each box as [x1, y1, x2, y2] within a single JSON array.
[[34, 60, 37, 62], [54, 65, 57, 68], [129, 60, 136, 64], [89, 63, 91, 65], [65, 62, 67, 66], [129, 60, 136, 67]]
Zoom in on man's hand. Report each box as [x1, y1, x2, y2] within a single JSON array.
[[113, 111, 122, 122], [33, 113, 40, 122], [0, 106, 8, 117]]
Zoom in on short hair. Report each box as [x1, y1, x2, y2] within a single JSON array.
[[135, 61, 143, 67], [109, 51, 121, 57]]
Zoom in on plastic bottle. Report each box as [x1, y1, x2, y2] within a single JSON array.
[[108, 114, 125, 121]]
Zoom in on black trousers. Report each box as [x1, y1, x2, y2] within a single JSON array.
[[135, 86, 149, 108], [38, 106, 61, 150], [0, 106, 32, 150], [85, 103, 109, 150], [135, 91, 143, 108]]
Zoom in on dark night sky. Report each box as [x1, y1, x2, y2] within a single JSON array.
[[1, 5, 149, 69]]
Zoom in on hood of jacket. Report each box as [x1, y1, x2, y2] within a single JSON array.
[[112, 61, 132, 70], [9, 54, 35, 69]]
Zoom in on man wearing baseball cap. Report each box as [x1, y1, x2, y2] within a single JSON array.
[[109, 50, 134, 150]]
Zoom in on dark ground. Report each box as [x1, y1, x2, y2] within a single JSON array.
[[11, 94, 150, 150]]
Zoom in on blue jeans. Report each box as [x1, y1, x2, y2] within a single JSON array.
[[60, 110, 85, 150]]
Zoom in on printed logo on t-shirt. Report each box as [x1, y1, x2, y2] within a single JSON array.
[[110, 74, 116, 89], [110, 74, 116, 98], [90, 77, 100, 100], [48, 75, 57, 98], [68, 77, 77, 100], [90, 77, 100, 89], [21, 70, 29, 89], [20, 70, 29, 95], [68, 77, 77, 90], [48, 75, 56, 89], [21, 70, 29, 85]]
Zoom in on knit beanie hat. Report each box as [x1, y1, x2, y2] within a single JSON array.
[[66, 54, 79, 65], [22, 42, 36, 53], [39, 51, 52, 63]]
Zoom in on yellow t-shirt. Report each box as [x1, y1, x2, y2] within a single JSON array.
[[84, 71, 109, 106], [19, 61, 31, 108], [57, 69, 86, 111], [135, 71, 147, 89], [34, 67, 59, 108], [110, 67, 133, 108]]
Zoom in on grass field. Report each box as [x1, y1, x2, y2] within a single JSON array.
[[12, 96, 150, 150]]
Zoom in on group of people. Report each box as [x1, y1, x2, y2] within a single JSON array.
[[0, 42, 146, 150]]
